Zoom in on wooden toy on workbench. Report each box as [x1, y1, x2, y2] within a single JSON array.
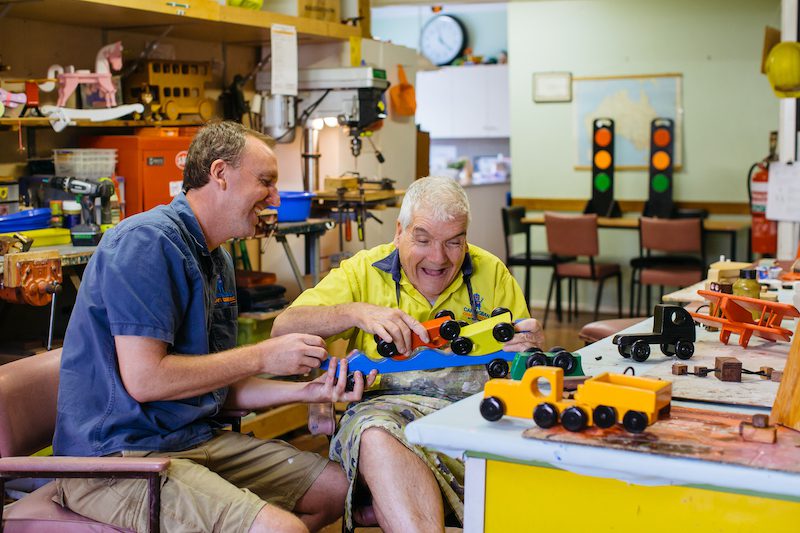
[[690, 289, 800, 348], [123, 59, 214, 121], [613, 304, 696, 362], [739, 413, 777, 444], [373, 309, 461, 359], [508, 346, 585, 380], [450, 308, 515, 356], [480, 365, 672, 434]]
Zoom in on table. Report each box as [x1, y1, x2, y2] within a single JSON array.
[[664, 280, 797, 305], [522, 215, 750, 261], [406, 315, 800, 531]]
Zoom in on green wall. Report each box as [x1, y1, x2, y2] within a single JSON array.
[[507, 0, 781, 315]]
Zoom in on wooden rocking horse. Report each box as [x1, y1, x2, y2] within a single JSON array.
[[56, 41, 123, 108]]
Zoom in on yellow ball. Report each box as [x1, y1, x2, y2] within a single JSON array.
[[766, 42, 800, 98]]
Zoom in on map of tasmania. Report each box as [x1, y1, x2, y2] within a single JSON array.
[[574, 75, 682, 168]]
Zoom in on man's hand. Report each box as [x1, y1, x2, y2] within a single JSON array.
[[349, 303, 430, 355], [502, 318, 545, 352], [301, 357, 378, 403], [256, 333, 329, 375]]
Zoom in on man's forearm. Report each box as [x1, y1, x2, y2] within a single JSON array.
[[273, 304, 358, 338], [224, 376, 307, 410]]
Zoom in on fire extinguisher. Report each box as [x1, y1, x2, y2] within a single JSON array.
[[747, 132, 778, 256]]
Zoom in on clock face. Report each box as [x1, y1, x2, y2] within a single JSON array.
[[420, 15, 467, 66]]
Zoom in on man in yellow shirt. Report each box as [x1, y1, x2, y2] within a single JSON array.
[[272, 176, 544, 532]]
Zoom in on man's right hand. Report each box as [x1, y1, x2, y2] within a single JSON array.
[[257, 333, 329, 375], [348, 303, 430, 355]]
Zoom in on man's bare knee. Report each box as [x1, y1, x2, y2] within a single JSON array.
[[249, 503, 308, 533], [360, 427, 397, 450]]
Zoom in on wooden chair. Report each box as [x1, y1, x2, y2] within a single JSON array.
[[543, 212, 622, 323], [630, 217, 704, 317]]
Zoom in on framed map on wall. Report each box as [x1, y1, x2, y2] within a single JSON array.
[[573, 73, 683, 170]]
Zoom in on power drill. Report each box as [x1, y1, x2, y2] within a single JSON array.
[[49, 176, 115, 246]]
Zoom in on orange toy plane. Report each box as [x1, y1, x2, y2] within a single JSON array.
[[690, 289, 800, 348]]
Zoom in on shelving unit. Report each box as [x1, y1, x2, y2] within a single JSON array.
[[3, 0, 363, 43], [0, 117, 203, 131]]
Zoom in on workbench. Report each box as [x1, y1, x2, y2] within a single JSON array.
[[522, 215, 750, 261], [405, 315, 800, 532]]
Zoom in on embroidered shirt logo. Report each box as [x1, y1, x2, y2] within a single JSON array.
[[215, 275, 236, 306]]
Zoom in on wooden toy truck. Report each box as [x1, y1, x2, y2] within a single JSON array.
[[124, 60, 213, 121], [374, 310, 462, 359], [480, 366, 672, 433]]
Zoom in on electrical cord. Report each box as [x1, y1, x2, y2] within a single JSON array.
[[274, 89, 333, 144]]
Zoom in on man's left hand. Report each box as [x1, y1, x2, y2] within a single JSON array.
[[302, 356, 378, 403], [502, 318, 545, 352]]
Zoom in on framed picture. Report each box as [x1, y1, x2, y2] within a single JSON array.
[[532, 72, 572, 103]]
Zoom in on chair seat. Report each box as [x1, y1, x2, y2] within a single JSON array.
[[556, 262, 620, 279], [630, 255, 703, 269], [640, 267, 703, 287], [3, 481, 133, 533], [507, 251, 555, 267], [579, 317, 646, 344]]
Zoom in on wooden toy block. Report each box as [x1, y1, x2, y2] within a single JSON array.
[[760, 366, 774, 380], [694, 366, 709, 377], [672, 363, 688, 375], [715, 356, 742, 382], [739, 415, 777, 444], [752, 413, 770, 428], [771, 370, 783, 382]]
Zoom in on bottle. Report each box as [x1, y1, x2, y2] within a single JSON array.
[[63, 200, 81, 229], [732, 269, 760, 299]]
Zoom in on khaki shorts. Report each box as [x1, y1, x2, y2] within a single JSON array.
[[53, 431, 330, 533]]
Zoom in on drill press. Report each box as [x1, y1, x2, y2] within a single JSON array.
[[49, 176, 115, 246]]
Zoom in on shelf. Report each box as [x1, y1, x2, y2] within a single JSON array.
[[3, 0, 361, 44], [0, 117, 204, 131]]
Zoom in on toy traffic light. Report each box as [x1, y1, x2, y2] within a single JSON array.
[[584, 118, 621, 217], [643, 118, 675, 218]]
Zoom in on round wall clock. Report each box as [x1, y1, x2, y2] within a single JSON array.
[[420, 15, 467, 66]]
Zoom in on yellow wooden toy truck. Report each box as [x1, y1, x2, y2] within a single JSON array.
[[480, 366, 672, 433], [124, 60, 214, 121]]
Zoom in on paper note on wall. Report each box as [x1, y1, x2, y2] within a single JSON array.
[[271, 24, 298, 96], [766, 161, 800, 222]]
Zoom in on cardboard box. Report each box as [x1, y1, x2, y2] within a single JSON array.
[[264, 0, 340, 22]]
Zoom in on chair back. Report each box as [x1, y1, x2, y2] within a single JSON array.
[[640, 217, 703, 254], [0, 349, 61, 458], [501, 206, 529, 261], [544, 212, 599, 257]]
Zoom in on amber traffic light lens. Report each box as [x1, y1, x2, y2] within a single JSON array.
[[653, 128, 671, 148], [652, 151, 670, 171], [594, 150, 612, 170], [594, 128, 612, 147]]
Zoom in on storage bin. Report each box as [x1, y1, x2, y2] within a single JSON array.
[[275, 191, 315, 222], [53, 149, 117, 179], [0, 208, 52, 233]]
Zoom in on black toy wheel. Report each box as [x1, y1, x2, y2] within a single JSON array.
[[622, 410, 649, 433], [593, 405, 617, 429], [344, 372, 366, 392], [533, 402, 559, 428], [451, 336, 473, 355], [457, 320, 468, 328], [660, 343, 675, 356], [553, 352, 577, 374], [374, 334, 399, 358], [561, 406, 588, 432], [480, 396, 505, 422], [675, 341, 695, 360], [493, 322, 515, 343], [617, 344, 631, 358], [526, 353, 549, 368], [439, 320, 461, 341], [435, 309, 456, 320], [525, 346, 544, 353], [491, 307, 511, 319], [550, 345, 568, 354], [631, 340, 651, 362], [486, 358, 509, 379]]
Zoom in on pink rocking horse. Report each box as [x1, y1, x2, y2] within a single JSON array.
[[56, 41, 123, 108]]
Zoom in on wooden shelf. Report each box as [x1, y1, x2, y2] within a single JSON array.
[[3, 0, 361, 44], [0, 117, 203, 131]]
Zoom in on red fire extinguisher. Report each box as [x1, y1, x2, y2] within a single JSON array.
[[748, 134, 778, 256]]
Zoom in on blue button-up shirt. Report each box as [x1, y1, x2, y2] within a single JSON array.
[[54, 193, 237, 457]]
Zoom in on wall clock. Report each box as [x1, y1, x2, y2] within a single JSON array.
[[420, 15, 467, 66]]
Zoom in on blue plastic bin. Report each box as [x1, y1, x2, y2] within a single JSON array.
[[275, 192, 315, 222], [0, 208, 52, 233]]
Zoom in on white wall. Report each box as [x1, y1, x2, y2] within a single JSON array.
[[507, 0, 781, 313]]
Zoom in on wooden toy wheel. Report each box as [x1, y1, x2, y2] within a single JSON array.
[[617, 344, 631, 358], [480, 396, 505, 422], [675, 341, 694, 360], [631, 340, 650, 362], [493, 322, 515, 342], [533, 402, 558, 428], [163, 100, 180, 120], [451, 336, 473, 355], [622, 410, 648, 433], [486, 358, 509, 379], [525, 353, 548, 368], [660, 343, 675, 356], [198, 98, 214, 121], [550, 345, 568, 354], [344, 372, 366, 393], [553, 352, 576, 374], [435, 309, 455, 320], [593, 405, 617, 429], [439, 320, 461, 341], [374, 334, 399, 359], [561, 406, 588, 432], [491, 306, 511, 319]]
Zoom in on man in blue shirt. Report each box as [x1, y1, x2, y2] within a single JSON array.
[[53, 121, 373, 533]]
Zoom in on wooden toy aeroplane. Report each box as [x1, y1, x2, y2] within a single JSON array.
[[690, 289, 800, 348]]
